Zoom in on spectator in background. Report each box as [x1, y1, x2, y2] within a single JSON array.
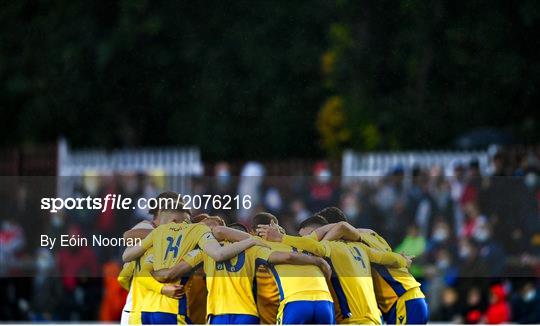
[[511, 280, 540, 323], [425, 248, 459, 316], [99, 260, 127, 321], [450, 162, 467, 235], [395, 224, 426, 278], [290, 199, 310, 227], [437, 287, 462, 323], [237, 161, 265, 223], [307, 161, 338, 212], [340, 192, 360, 224], [212, 162, 234, 196], [484, 283, 511, 324], [427, 218, 456, 256], [263, 184, 283, 216], [56, 224, 99, 320], [460, 160, 481, 216], [461, 202, 487, 239], [30, 248, 61, 321], [462, 287, 485, 324], [474, 221, 506, 277], [0, 217, 25, 275]]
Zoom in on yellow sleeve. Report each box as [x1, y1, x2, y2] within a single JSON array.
[[195, 224, 217, 248], [282, 233, 329, 257], [140, 227, 156, 250], [138, 274, 165, 294], [117, 262, 135, 290], [360, 243, 407, 267], [182, 249, 205, 267]]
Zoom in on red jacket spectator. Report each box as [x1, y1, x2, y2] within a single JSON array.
[[485, 284, 511, 324]]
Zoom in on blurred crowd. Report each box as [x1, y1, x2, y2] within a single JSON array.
[[1, 147, 540, 322]]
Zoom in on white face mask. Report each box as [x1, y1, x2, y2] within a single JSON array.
[[51, 214, 64, 228], [317, 170, 331, 183], [344, 206, 358, 217], [473, 228, 490, 242], [524, 173, 537, 189], [437, 259, 450, 270], [523, 289, 536, 302], [459, 246, 471, 259], [433, 228, 449, 242]]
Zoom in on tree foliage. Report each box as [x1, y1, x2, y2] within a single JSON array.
[[1, 1, 538, 159], [319, 0, 540, 154]]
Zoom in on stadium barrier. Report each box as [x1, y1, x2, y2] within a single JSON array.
[[341, 149, 490, 182], [57, 139, 203, 198]]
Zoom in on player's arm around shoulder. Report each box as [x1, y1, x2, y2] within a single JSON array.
[[282, 233, 329, 258], [152, 249, 204, 283], [267, 250, 332, 280], [123, 220, 154, 241], [322, 221, 362, 241], [360, 243, 413, 268], [117, 261, 136, 290], [212, 225, 251, 242], [122, 227, 156, 262]]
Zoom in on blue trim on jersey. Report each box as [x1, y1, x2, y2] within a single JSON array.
[[267, 264, 284, 301], [325, 258, 352, 318], [178, 276, 192, 323], [372, 264, 406, 296], [253, 258, 268, 304]]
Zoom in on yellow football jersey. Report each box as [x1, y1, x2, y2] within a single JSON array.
[[282, 233, 406, 324], [359, 231, 422, 313], [139, 221, 216, 316], [141, 221, 216, 269], [128, 249, 165, 324], [182, 245, 273, 318], [258, 237, 333, 308]]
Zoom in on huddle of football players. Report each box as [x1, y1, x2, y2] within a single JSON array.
[[118, 191, 428, 325]]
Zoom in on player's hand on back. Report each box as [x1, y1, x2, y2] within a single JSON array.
[[400, 253, 415, 268], [256, 221, 283, 242], [161, 284, 183, 299]]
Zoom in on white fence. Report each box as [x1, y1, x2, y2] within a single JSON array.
[[57, 139, 203, 198], [341, 149, 489, 181]]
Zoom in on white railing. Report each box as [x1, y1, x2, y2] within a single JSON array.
[[57, 139, 203, 197], [342, 149, 489, 182]]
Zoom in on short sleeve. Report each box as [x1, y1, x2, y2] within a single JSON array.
[[182, 249, 204, 267]]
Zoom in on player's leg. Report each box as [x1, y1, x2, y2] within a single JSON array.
[[312, 300, 336, 324], [279, 301, 313, 324]]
